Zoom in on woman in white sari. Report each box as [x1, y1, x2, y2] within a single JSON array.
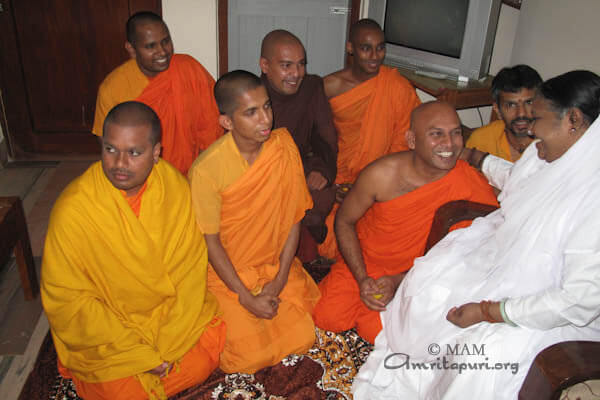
[[352, 70, 600, 399]]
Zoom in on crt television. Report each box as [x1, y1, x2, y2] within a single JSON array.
[[367, 0, 502, 80]]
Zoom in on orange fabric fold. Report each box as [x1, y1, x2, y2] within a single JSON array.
[[59, 317, 226, 400], [313, 161, 498, 343], [206, 129, 321, 374], [319, 66, 421, 258], [136, 54, 223, 174]]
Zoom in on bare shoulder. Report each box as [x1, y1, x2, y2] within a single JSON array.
[[324, 69, 356, 99], [362, 152, 417, 201]]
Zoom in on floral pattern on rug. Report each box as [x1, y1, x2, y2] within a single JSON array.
[[41, 328, 372, 400]]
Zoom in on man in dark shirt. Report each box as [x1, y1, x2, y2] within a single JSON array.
[[259, 30, 338, 263]]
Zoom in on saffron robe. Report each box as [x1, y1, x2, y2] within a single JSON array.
[[92, 55, 222, 174], [319, 66, 421, 258], [466, 120, 524, 162], [189, 129, 321, 374], [313, 161, 498, 343], [353, 120, 600, 399], [42, 160, 222, 400]]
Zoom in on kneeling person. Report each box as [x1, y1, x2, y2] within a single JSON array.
[[42, 101, 225, 400], [313, 101, 498, 343], [188, 70, 320, 374]]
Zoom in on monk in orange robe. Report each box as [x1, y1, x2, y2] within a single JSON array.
[[188, 71, 320, 374], [92, 11, 222, 174], [320, 18, 421, 258], [42, 102, 225, 400], [313, 101, 498, 343]]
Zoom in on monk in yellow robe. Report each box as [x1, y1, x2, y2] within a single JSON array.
[[188, 71, 320, 374], [466, 65, 542, 161], [319, 18, 421, 259], [42, 102, 225, 400], [313, 102, 498, 343], [92, 11, 222, 174]]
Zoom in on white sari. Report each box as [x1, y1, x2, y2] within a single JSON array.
[[352, 117, 600, 399]]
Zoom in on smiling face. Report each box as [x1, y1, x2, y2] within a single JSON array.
[[126, 21, 173, 77], [220, 86, 273, 146], [260, 40, 306, 95], [494, 88, 537, 138], [101, 122, 161, 196], [530, 96, 584, 162], [348, 27, 386, 77], [407, 103, 463, 173]]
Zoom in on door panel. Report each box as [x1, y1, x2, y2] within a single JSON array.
[[0, 0, 161, 155], [228, 0, 350, 77]]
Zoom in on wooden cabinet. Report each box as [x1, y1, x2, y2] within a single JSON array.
[[0, 0, 161, 156]]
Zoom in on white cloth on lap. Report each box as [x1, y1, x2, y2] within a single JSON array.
[[352, 117, 600, 399]]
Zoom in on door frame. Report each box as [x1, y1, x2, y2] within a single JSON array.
[[217, 0, 361, 77]]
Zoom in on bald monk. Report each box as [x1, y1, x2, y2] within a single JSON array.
[[188, 70, 320, 374], [259, 30, 338, 262], [92, 11, 222, 174], [319, 18, 421, 258], [313, 101, 498, 343], [42, 101, 225, 400]]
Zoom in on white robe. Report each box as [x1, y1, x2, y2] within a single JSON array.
[[352, 117, 600, 399]]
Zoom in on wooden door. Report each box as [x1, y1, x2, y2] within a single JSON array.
[[0, 0, 161, 156]]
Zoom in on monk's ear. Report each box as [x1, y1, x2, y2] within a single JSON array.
[[405, 130, 416, 150], [219, 114, 233, 131], [345, 41, 353, 56], [259, 57, 269, 75], [152, 142, 161, 163], [125, 41, 136, 59]]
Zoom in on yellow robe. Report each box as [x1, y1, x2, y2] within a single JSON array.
[[42, 160, 219, 395], [466, 120, 522, 162]]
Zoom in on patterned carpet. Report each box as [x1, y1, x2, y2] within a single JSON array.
[[19, 328, 372, 400]]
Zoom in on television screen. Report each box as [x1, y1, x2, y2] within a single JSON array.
[[384, 0, 470, 59]]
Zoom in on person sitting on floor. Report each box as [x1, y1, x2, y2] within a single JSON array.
[[319, 18, 421, 259], [313, 101, 498, 343], [259, 29, 338, 264], [466, 64, 542, 161], [353, 70, 600, 399], [42, 101, 225, 400], [188, 70, 321, 374], [92, 11, 222, 174]]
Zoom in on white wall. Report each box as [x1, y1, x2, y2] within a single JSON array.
[[510, 0, 600, 80], [163, 0, 219, 78]]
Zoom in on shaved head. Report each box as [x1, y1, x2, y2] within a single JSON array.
[[103, 101, 161, 145], [349, 18, 383, 44], [126, 11, 166, 45], [410, 101, 457, 131], [260, 30, 305, 59], [214, 70, 264, 116]]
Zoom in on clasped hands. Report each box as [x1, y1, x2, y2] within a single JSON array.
[[238, 277, 286, 319], [359, 275, 399, 312]]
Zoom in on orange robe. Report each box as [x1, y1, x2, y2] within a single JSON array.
[[313, 160, 498, 343], [42, 160, 224, 400], [189, 129, 321, 374], [92, 55, 222, 174], [319, 66, 421, 258]]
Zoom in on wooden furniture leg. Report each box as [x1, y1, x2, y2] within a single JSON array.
[[0, 196, 39, 300]]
